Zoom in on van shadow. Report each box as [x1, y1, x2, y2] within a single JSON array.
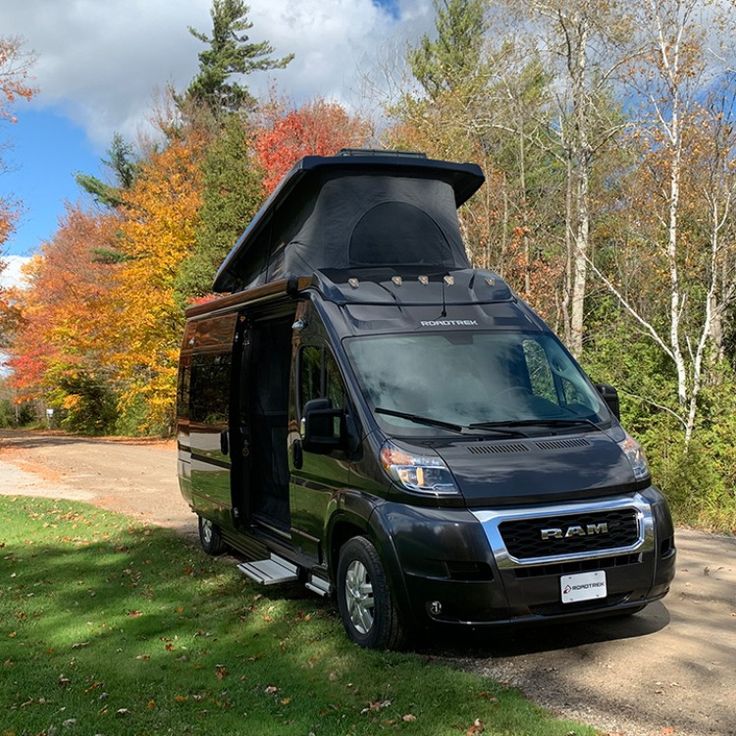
[[416, 601, 670, 658]]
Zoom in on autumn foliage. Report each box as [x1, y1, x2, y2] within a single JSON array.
[[255, 99, 371, 193], [8, 98, 368, 434]]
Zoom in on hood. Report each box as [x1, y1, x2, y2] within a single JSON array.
[[429, 431, 639, 507]]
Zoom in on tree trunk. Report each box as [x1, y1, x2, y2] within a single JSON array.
[[569, 15, 590, 359]]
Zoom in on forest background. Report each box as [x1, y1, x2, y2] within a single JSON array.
[[1, 0, 736, 531]]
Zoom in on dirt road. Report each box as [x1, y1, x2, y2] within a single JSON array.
[[1, 429, 734, 736]]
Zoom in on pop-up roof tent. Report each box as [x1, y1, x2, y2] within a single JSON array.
[[212, 150, 485, 293]]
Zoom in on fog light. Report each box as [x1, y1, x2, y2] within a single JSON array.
[[429, 600, 442, 615]]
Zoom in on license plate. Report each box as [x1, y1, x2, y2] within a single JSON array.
[[560, 570, 607, 604]]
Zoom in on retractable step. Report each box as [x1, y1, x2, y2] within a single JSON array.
[[305, 574, 332, 597], [237, 554, 299, 585]]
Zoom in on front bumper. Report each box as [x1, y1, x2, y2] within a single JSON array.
[[372, 486, 676, 627]]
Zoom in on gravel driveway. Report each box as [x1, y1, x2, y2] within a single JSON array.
[[1, 429, 735, 736]]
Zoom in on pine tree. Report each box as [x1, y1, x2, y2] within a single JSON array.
[[76, 133, 139, 210], [176, 116, 263, 297], [408, 0, 487, 100], [186, 0, 293, 116]]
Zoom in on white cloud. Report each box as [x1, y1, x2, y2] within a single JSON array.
[[0, 0, 434, 148], [0, 254, 31, 290]]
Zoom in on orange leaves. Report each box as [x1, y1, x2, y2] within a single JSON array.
[[8, 207, 120, 404]]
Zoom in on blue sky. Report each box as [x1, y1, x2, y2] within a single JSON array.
[[0, 0, 430, 273], [1, 108, 101, 257]]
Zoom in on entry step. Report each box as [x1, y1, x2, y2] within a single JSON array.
[[237, 555, 299, 585], [305, 574, 332, 597]]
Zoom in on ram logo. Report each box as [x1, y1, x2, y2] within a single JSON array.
[[540, 523, 609, 540]]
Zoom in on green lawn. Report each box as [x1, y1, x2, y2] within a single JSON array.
[[0, 496, 596, 736]]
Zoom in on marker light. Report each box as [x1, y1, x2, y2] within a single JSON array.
[[618, 432, 650, 481], [380, 441, 458, 495]]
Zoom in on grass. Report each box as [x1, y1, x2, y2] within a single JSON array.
[[0, 496, 597, 736]]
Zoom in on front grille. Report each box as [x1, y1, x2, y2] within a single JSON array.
[[500, 508, 639, 559], [514, 552, 641, 578]]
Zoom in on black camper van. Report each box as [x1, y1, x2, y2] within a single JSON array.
[[176, 150, 675, 649]]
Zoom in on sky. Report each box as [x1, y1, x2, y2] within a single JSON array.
[[0, 0, 431, 272]]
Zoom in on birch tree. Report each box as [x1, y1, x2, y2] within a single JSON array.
[[590, 0, 736, 443], [514, 0, 637, 356]]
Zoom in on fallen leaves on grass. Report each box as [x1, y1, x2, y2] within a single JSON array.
[[402, 713, 417, 722], [215, 664, 229, 680], [264, 685, 279, 695], [466, 718, 484, 735], [361, 699, 391, 714], [58, 675, 71, 688]]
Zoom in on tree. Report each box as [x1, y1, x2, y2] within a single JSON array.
[[0, 36, 35, 342], [8, 206, 120, 432], [186, 0, 293, 117], [177, 115, 264, 297], [254, 98, 371, 193], [587, 0, 736, 445], [111, 132, 205, 433], [76, 133, 139, 210], [408, 0, 488, 100], [508, 1, 637, 356]]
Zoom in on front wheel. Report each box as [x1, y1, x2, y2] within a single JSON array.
[[198, 515, 226, 555], [336, 536, 406, 650]]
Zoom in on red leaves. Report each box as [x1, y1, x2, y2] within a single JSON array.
[[254, 99, 371, 194]]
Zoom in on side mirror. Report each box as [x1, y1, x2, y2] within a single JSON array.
[[301, 398, 345, 453], [594, 383, 620, 420]]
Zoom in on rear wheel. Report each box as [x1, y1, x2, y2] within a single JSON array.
[[198, 515, 225, 555], [337, 536, 406, 650]]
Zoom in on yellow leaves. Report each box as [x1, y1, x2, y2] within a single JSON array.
[[110, 134, 205, 431]]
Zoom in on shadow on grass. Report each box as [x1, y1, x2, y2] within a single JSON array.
[[1, 497, 596, 736]]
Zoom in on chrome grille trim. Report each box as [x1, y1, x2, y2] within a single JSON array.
[[470, 493, 654, 569]]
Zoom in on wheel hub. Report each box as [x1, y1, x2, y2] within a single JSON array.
[[201, 518, 213, 545], [344, 560, 375, 634]]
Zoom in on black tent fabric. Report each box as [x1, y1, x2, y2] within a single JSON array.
[[212, 153, 485, 293]]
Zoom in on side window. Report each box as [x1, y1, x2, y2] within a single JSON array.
[[522, 339, 557, 403], [299, 346, 322, 411], [324, 350, 346, 410], [190, 353, 231, 424], [298, 345, 347, 415], [177, 362, 191, 419], [561, 376, 591, 409]]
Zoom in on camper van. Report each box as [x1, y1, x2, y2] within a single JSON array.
[[176, 150, 675, 649]]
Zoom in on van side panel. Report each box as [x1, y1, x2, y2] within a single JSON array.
[[183, 313, 238, 527]]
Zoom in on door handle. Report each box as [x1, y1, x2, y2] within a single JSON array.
[[220, 429, 229, 455]]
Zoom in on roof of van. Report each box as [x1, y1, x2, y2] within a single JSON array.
[[211, 150, 485, 293]]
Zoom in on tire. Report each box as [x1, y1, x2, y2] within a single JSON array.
[[198, 515, 226, 555], [336, 536, 406, 650]]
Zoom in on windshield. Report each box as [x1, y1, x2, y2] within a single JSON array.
[[345, 331, 610, 436]]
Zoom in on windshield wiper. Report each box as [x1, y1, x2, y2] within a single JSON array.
[[375, 407, 464, 433], [374, 407, 528, 438], [468, 417, 602, 432]]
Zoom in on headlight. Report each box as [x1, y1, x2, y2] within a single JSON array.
[[618, 432, 650, 481], [380, 440, 458, 495]]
